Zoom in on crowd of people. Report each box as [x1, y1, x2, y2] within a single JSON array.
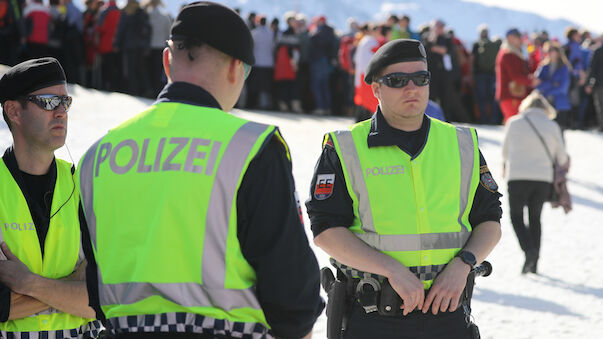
[[1, 0, 602, 130], [0, 0, 172, 97]]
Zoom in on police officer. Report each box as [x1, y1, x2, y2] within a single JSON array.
[[0, 58, 101, 338], [77, 2, 323, 339], [307, 39, 502, 339]]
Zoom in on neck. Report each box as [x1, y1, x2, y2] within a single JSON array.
[[382, 110, 424, 132], [12, 142, 55, 175]]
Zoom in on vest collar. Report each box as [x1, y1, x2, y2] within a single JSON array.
[[155, 82, 222, 110]]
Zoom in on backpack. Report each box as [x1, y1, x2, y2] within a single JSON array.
[[475, 39, 498, 73]]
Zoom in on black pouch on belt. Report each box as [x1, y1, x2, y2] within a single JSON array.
[[377, 279, 403, 316]]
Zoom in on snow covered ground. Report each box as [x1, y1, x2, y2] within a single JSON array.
[[1, 85, 602, 338]]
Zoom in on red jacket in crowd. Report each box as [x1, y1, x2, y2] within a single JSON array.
[[495, 47, 532, 102], [96, 0, 120, 54], [23, 2, 50, 45]]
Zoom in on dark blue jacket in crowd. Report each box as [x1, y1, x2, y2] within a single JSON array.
[[536, 63, 571, 111], [565, 40, 584, 76], [308, 23, 336, 62]]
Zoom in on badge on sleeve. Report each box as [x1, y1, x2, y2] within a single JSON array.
[[314, 174, 335, 200], [480, 165, 499, 193]]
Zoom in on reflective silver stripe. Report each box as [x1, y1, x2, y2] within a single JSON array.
[[79, 138, 103, 249], [456, 126, 475, 235], [202, 121, 271, 288], [100, 282, 261, 310], [332, 130, 376, 232], [336, 125, 476, 252], [356, 229, 469, 252]]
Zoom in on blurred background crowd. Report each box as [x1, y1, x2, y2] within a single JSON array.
[[1, 0, 602, 130]]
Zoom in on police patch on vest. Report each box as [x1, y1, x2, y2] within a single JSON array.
[[480, 166, 498, 193], [314, 174, 335, 200]]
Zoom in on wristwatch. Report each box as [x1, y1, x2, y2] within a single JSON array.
[[457, 250, 476, 269]]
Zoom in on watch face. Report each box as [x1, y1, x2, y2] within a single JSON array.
[[461, 251, 476, 267]]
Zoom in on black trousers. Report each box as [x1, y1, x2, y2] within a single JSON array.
[[343, 303, 471, 339], [508, 180, 551, 258]]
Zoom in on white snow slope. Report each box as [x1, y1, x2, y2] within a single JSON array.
[[1, 85, 602, 338]]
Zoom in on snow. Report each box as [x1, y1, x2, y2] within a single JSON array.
[[1, 84, 603, 338]]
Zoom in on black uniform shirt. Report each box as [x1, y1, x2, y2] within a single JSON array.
[[80, 82, 324, 339], [0, 147, 58, 322], [306, 109, 503, 238]]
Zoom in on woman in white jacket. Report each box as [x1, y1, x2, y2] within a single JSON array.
[[502, 91, 570, 274]]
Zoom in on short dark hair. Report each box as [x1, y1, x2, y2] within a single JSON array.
[[259, 17, 267, 26], [565, 27, 578, 40], [388, 14, 398, 23]]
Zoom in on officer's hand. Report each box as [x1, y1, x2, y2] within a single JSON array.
[[422, 257, 470, 315], [387, 265, 425, 316], [0, 242, 36, 295]]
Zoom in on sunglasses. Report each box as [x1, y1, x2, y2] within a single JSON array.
[[375, 71, 431, 88], [242, 62, 252, 80], [23, 94, 73, 112]]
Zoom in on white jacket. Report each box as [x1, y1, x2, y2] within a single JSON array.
[[502, 108, 569, 183]]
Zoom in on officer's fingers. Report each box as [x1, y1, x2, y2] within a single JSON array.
[[417, 289, 425, 311], [422, 289, 435, 313], [449, 295, 459, 312], [431, 293, 444, 315], [402, 295, 416, 316], [439, 296, 451, 313], [0, 242, 17, 261]]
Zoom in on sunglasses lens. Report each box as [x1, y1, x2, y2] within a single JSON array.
[[388, 75, 409, 88], [412, 73, 430, 86], [62, 96, 73, 111]]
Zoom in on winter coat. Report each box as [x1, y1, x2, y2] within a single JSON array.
[[308, 23, 336, 62], [503, 107, 569, 183], [536, 63, 571, 111], [564, 40, 584, 74], [96, 1, 120, 54], [587, 45, 603, 88], [273, 29, 299, 81], [251, 25, 274, 68], [23, 2, 50, 44], [495, 43, 532, 101], [113, 6, 150, 50], [472, 38, 499, 75], [147, 6, 171, 50]]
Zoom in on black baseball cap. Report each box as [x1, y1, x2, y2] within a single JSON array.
[[364, 39, 427, 84], [170, 1, 255, 65]]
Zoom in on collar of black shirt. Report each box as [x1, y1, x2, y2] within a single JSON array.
[[154, 82, 222, 110], [367, 108, 431, 148]]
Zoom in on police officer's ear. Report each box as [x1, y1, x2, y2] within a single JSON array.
[[162, 47, 172, 82], [371, 81, 382, 100], [226, 58, 242, 84], [3, 100, 23, 128]]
